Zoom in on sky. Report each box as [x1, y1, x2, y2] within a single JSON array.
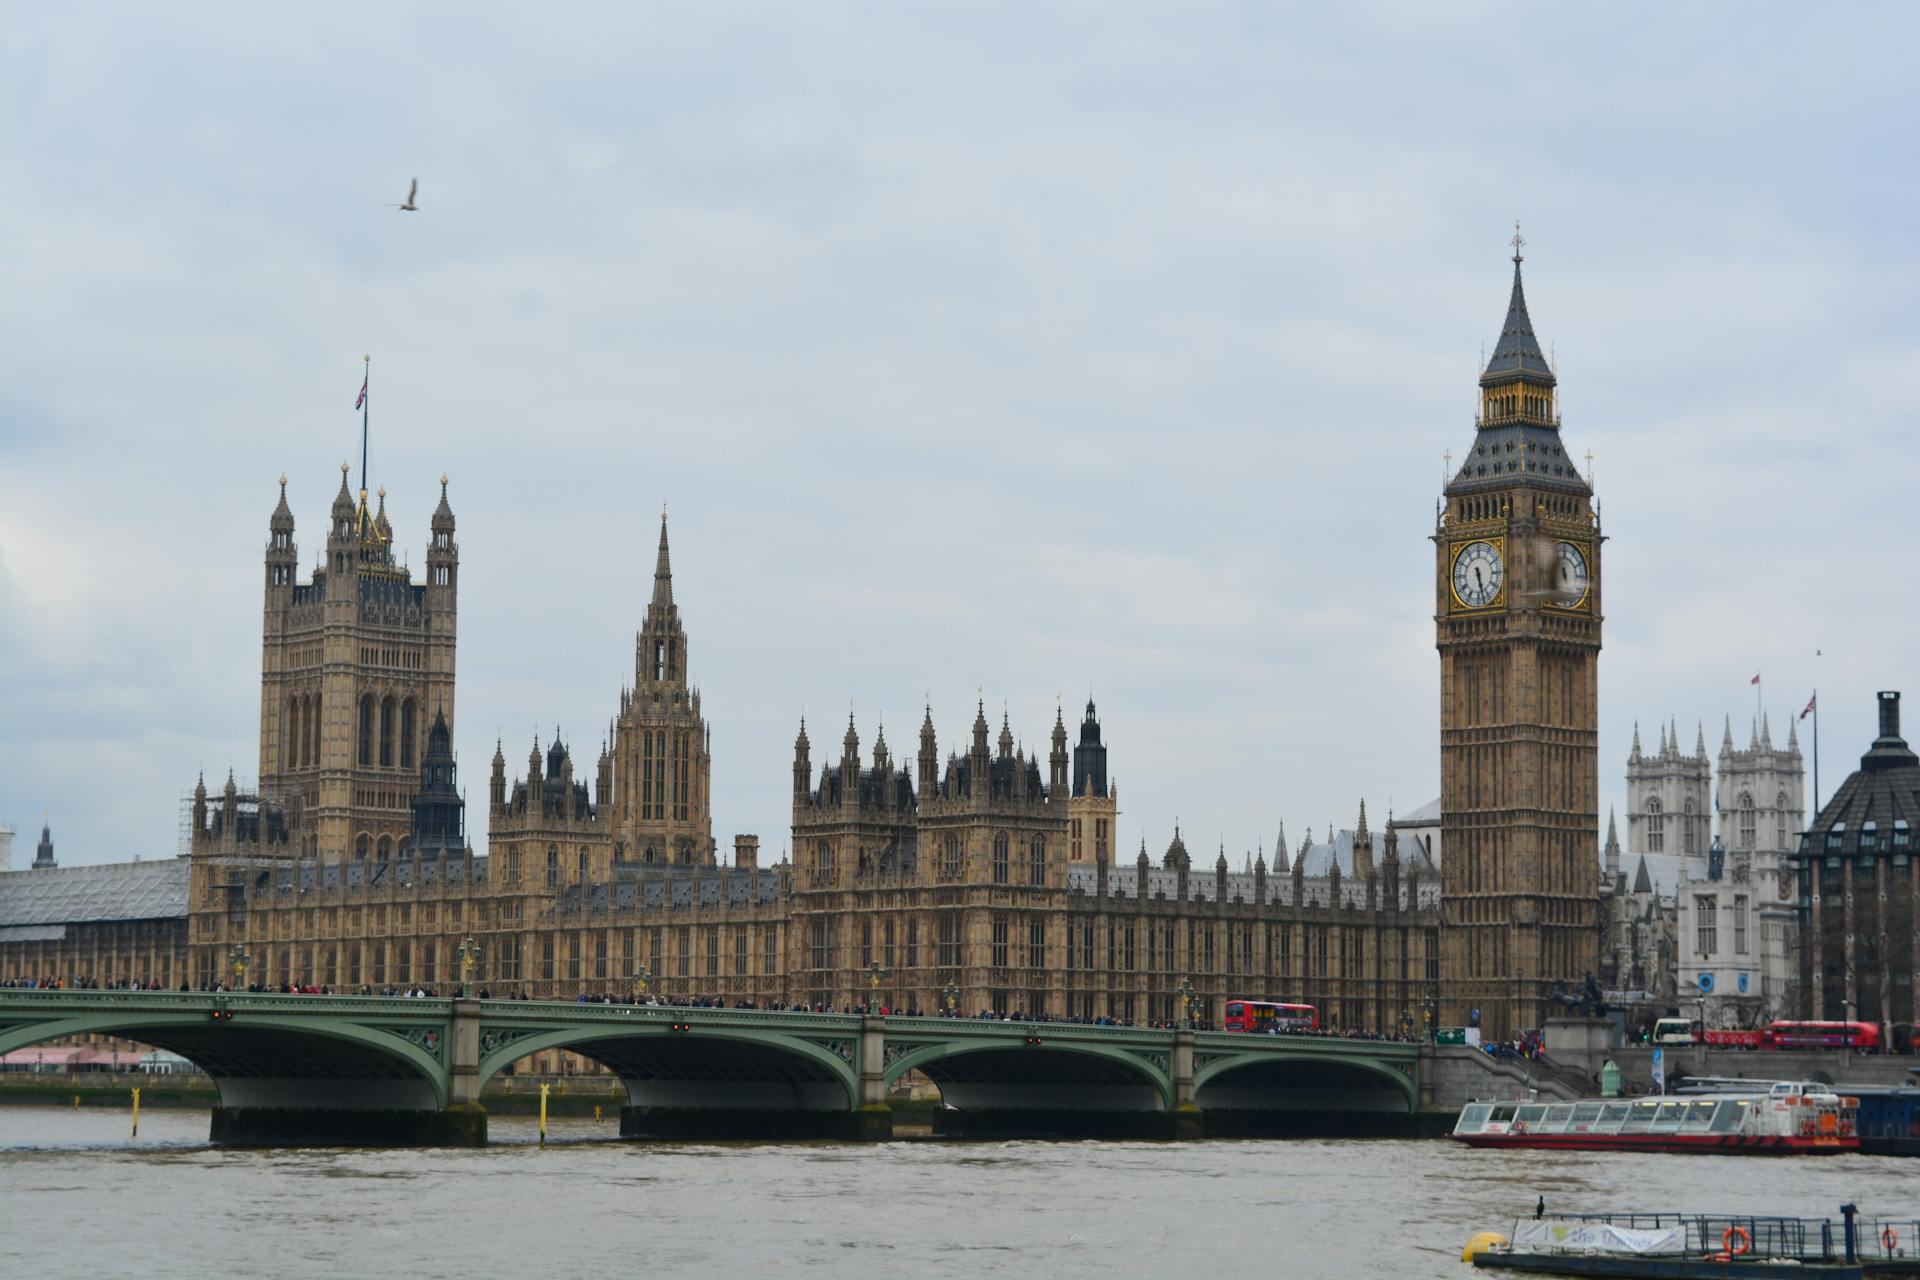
[[3, 4, 1917, 869]]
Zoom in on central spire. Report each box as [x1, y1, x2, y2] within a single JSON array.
[[652, 507, 673, 609]]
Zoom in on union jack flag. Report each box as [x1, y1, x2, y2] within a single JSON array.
[[354, 373, 367, 410]]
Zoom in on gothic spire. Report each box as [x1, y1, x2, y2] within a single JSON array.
[[652, 508, 674, 609], [1481, 225, 1555, 387]]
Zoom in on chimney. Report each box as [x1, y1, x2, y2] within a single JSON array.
[[734, 834, 760, 870]]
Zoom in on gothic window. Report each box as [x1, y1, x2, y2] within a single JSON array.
[[676, 927, 690, 978], [991, 915, 1009, 968], [376, 836, 391, 862], [1027, 918, 1045, 968], [286, 697, 300, 770], [906, 919, 918, 969], [1695, 895, 1717, 954], [943, 835, 961, 877], [938, 913, 960, 968], [578, 849, 589, 881], [400, 698, 417, 770], [308, 694, 320, 769], [1776, 793, 1789, 849], [379, 696, 395, 767], [884, 919, 895, 969], [735, 930, 748, 976], [1123, 923, 1135, 971], [993, 834, 1010, 884], [1095, 818, 1108, 859], [654, 640, 665, 682], [816, 840, 834, 879], [1071, 818, 1082, 860], [1683, 798, 1697, 854], [861, 920, 873, 968], [1028, 837, 1046, 886], [358, 695, 374, 766], [1733, 895, 1749, 955], [547, 844, 559, 888], [704, 928, 719, 977], [355, 834, 369, 861], [1646, 797, 1664, 853], [1738, 792, 1756, 850], [764, 928, 778, 976]]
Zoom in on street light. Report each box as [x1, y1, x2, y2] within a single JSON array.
[[227, 944, 251, 991], [456, 934, 482, 999], [942, 981, 960, 1018], [867, 961, 886, 1016], [629, 964, 653, 1004], [1176, 979, 1197, 1030]]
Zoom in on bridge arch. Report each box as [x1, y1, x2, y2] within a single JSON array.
[[1193, 1051, 1416, 1114], [478, 1026, 859, 1112], [885, 1039, 1172, 1112], [0, 1010, 449, 1111]]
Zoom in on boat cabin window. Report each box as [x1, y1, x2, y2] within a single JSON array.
[[1599, 1103, 1631, 1127], [1651, 1101, 1686, 1131], [1684, 1101, 1717, 1126], [1544, 1105, 1573, 1126], [1489, 1104, 1516, 1124], [1708, 1102, 1744, 1133], [1459, 1104, 1492, 1128], [1620, 1101, 1658, 1132], [1571, 1104, 1602, 1125], [1516, 1105, 1548, 1126]]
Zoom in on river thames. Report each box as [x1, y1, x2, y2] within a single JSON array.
[[2, 1107, 1913, 1277]]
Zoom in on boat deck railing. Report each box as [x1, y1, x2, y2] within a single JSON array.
[[1530, 1213, 1920, 1262]]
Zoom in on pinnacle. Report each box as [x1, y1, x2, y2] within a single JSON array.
[[651, 511, 674, 608]]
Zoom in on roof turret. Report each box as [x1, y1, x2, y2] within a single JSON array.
[[270, 475, 294, 532]]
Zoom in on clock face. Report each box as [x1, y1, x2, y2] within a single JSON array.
[[1451, 540, 1504, 609], [1551, 541, 1591, 608]]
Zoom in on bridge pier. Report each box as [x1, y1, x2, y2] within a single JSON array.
[[1169, 1028, 1204, 1138]]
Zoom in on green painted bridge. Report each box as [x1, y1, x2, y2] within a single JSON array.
[[0, 989, 1423, 1145]]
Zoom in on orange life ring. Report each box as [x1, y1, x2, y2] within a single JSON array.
[[1724, 1226, 1753, 1257], [1883, 1226, 1899, 1253]]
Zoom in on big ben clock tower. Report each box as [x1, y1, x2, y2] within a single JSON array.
[[1437, 230, 1602, 1039]]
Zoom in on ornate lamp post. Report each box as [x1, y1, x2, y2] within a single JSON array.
[[629, 964, 653, 1004], [942, 981, 960, 1018], [1176, 978, 1197, 1030], [227, 944, 251, 992], [456, 934, 482, 999], [867, 961, 886, 1016], [1422, 999, 1436, 1044]]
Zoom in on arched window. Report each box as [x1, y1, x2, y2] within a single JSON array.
[[992, 834, 1010, 885], [379, 696, 395, 767], [546, 844, 559, 887], [307, 694, 321, 770], [1029, 837, 1046, 886], [815, 840, 834, 877], [1776, 792, 1789, 849], [358, 695, 374, 766], [943, 835, 961, 877], [400, 698, 417, 770], [578, 848, 589, 882], [354, 834, 369, 860], [286, 697, 300, 770], [376, 836, 391, 862], [1646, 797, 1664, 852], [1683, 797, 1697, 854], [1738, 792, 1756, 850]]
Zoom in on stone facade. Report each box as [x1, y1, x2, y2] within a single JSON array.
[[1791, 691, 1919, 1044], [1436, 244, 1603, 1039]]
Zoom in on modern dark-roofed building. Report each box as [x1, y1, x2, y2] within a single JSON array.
[[1791, 691, 1920, 1041], [0, 859, 188, 987]]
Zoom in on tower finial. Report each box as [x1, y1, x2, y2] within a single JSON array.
[[1511, 220, 1525, 263]]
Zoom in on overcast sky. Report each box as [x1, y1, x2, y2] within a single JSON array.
[[4, 5, 1916, 869]]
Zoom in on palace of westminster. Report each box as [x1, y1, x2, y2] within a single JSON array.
[[6, 249, 1911, 1046]]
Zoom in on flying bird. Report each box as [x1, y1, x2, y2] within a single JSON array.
[[389, 178, 419, 212]]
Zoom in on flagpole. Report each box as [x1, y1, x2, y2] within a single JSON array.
[[1812, 688, 1820, 817], [360, 354, 370, 497]]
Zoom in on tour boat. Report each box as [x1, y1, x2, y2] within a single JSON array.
[[1451, 1081, 1859, 1154]]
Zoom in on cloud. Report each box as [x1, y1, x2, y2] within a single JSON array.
[[2, 4, 1917, 864]]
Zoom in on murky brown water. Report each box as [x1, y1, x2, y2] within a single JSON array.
[[0, 1107, 1913, 1277]]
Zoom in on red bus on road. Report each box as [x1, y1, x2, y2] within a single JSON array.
[[1222, 1001, 1317, 1034], [1762, 1020, 1880, 1051]]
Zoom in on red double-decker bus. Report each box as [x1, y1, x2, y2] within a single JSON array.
[[1222, 1000, 1317, 1034], [1761, 1020, 1880, 1051]]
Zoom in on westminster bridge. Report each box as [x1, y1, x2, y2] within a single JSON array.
[[0, 989, 1440, 1145]]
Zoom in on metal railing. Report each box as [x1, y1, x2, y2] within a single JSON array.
[[1528, 1212, 1920, 1263]]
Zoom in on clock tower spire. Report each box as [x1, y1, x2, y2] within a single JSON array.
[[1435, 231, 1602, 1039]]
